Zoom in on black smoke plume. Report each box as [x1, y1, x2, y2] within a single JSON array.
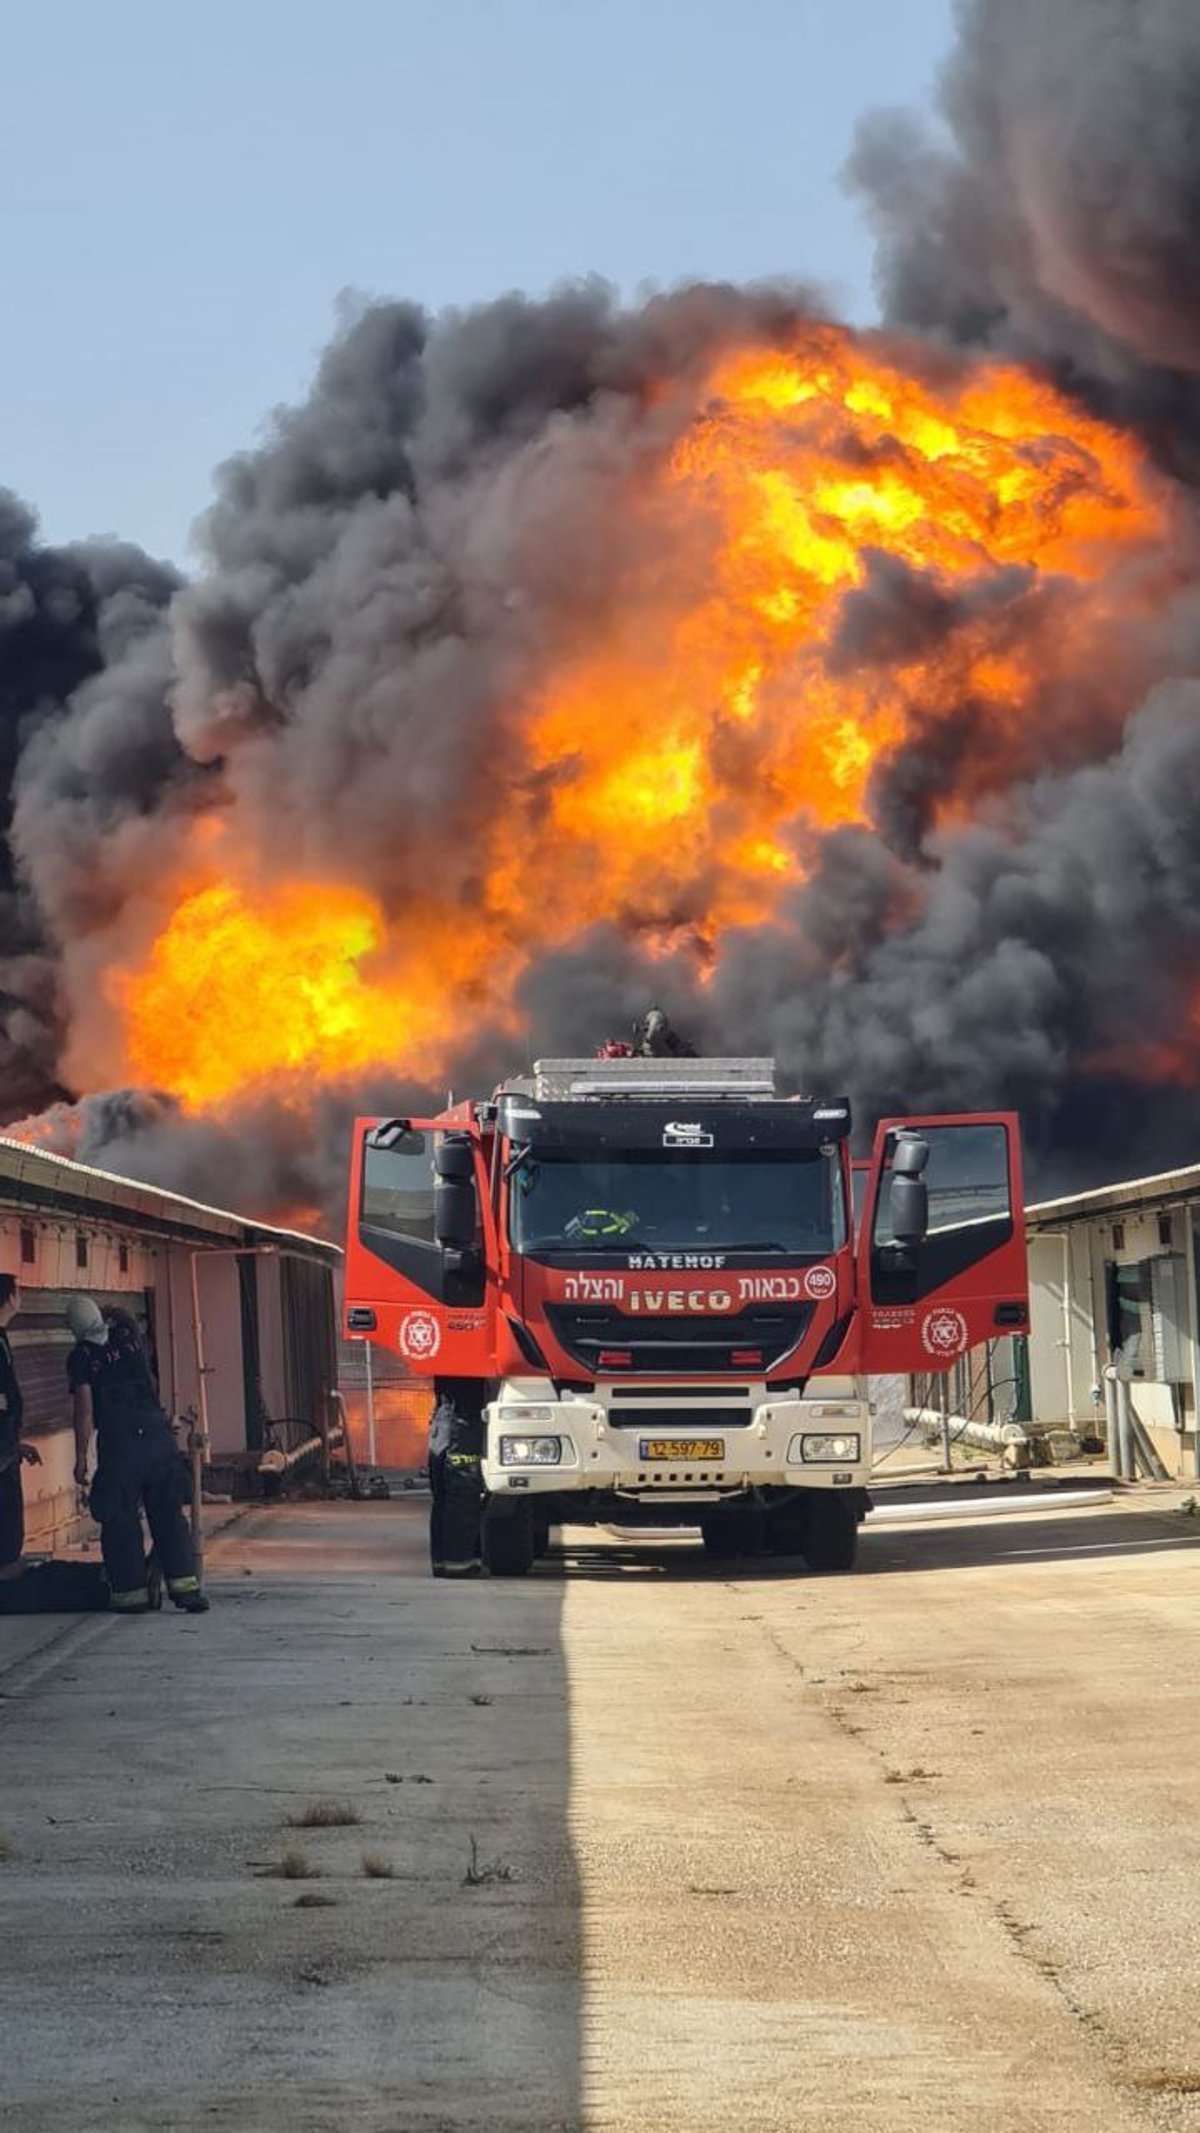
[[6, 0, 1200, 1226]]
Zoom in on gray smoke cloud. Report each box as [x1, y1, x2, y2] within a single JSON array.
[[5, 0, 1200, 1227], [849, 1, 1200, 413]]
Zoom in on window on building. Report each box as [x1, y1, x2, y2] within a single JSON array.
[[1106, 1260, 1147, 1374], [118, 1241, 129, 1274], [1158, 1213, 1174, 1248], [19, 1226, 35, 1266], [1112, 1222, 1125, 1250], [75, 1232, 88, 1270]]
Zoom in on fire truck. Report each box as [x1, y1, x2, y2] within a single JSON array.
[[343, 1056, 1028, 1574]]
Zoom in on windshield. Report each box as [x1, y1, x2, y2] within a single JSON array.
[[508, 1149, 845, 1256]]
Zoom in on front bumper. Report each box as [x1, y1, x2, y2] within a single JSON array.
[[482, 1388, 870, 1502]]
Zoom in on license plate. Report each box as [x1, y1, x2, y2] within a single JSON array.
[[639, 1437, 725, 1461]]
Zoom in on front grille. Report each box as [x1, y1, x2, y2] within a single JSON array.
[[544, 1304, 813, 1376], [612, 1384, 748, 1399], [606, 1406, 753, 1431]]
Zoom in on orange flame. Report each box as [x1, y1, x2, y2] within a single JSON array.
[[109, 324, 1173, 1112]]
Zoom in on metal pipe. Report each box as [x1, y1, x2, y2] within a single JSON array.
[[867, 1486, 1113, 1526], [1126, 1396, 1170, 1483], [1103, 1367, 1121, 1478], [362, 1336, 377, 1468], [329, 1389, 361, 1498], [904, 1407, 1031, 1466], [1183, 1209, 1200, 1484], [940, 1374, 952, 1473], [1116, 1373, 1135, 1481]]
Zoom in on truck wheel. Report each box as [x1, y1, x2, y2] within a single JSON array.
[[483, 1506, 535, 1578], [700, 1506, 763, 1559], [766, 1505, 807, 1559], [803, 1495, 858, 1574]]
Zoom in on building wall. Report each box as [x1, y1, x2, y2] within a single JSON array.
[[256, 1252, 288, 1420], [0, 1205, 290, 1547], [1029, 1200, 1200, 1477], [1026, 1228, 1104, 1434], [189, 1253, 246, 1454], [0, 1206, 167, 1550]]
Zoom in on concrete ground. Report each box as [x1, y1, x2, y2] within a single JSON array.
[[2, 1492, 1200, 2132]]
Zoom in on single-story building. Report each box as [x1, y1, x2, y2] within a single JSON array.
[[0, 1136, 340, 1550], [1024, 1162, 1200, 1480]]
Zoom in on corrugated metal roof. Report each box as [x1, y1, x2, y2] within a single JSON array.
[[0, 1134, 340, 1260], [1027, 1159, 1200, 1228]]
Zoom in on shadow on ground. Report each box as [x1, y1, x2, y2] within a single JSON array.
[[550, 1503, 1200, 1581], [0, 1498, 583, 2133]]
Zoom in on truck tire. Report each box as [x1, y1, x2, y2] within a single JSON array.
[[700, 1505, 762, 1559], [532, 1512, 552, 1559], [802, 1495, 858, 1574], [766, 1504, 807, 1559], [483, 1505, 535, 1578]]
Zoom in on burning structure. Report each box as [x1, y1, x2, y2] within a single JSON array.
[[4, 0, 1200, 1228]]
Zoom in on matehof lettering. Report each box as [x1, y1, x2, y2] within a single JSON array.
[[628, 1253, 726, 1269]]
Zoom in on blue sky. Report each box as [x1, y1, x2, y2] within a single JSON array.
[[5, 0, 953, 564]]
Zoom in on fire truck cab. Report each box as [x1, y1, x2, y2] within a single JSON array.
[[344, 1057, 1027, 1575]]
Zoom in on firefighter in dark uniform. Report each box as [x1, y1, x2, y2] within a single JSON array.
[[0, 1274, 40, 1587], [66, 1295, 209, 1614], [428, 1377, 484, 1578]]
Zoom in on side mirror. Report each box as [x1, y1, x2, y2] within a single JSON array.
[[433, 1136, 478, 1254], [889, 1174, 929, 1248], [888, 1132, 929, 1246], [892, 1132, 930, 1179]]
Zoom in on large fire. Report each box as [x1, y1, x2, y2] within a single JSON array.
[[111, 323, 1171, 1113]]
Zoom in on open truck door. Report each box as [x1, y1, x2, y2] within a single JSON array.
[[343, 1117, 493, 1377], [857, 1114, 1028, 1373]]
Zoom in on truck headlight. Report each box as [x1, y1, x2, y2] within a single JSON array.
[[790, 1432, 861, 1464], [497, 1404, 555, 1423], [499, 1435, 562, 1466]]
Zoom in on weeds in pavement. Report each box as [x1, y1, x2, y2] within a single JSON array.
[[361, 1850, 396, 1880], [0, 1833, 13, 1863], [293, 1893, 339, 1909], [1129, 2070, 1200, 2096], [271, 1845, 319, 1880], [469, 1693, 493, 1707], [287, 1799, 360, 1829], [462, 1835, 515, 1888]]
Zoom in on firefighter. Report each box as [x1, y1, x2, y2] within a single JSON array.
[[66, 1296, 209, 1615], [0, 1274, 40, 1587], [428, 1377, 483, 1578], [635, 1007, 695, 1057]]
